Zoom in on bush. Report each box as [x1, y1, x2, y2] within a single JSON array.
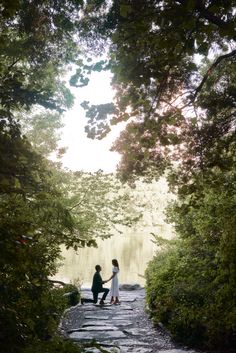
[[145, 237, 236, 350], [51, 284, 80, 311], [22, 336, 83, 353]]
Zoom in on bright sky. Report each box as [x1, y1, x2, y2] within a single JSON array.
[[61, 71, 123, 173]]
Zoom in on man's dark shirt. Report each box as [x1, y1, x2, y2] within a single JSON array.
[[91, 271, 103, 292]]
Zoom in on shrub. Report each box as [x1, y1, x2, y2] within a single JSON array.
[[145, 237, 236, 350], [22, 336, 83, 353]]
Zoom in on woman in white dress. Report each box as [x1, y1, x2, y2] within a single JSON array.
[[107, 259, 120, 304]]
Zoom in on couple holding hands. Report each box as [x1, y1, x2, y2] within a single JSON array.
[[81, 259, 120, 305]]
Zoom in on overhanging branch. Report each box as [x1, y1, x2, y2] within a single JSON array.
[[193, 49, 236, 101]]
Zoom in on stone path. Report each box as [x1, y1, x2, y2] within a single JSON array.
[[60, 288, 197, 353]]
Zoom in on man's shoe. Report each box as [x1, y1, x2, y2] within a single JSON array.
[[99, 300, 105, 305], [81, 298, 84, 305]]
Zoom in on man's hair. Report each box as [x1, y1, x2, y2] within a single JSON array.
[[95, 264, 101, 271]]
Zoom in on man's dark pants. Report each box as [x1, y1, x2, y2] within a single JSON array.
[[82, 288, 109, 304], [93, 288, 109, 303]]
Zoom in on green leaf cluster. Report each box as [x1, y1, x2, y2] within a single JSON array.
[[144, 61, 236, 349], [79, 0, 235, 145], [0, 119, 83, 352], [146, 168, 236, 349], [78, 1, 236, 349], [0, 2, 141, 352]]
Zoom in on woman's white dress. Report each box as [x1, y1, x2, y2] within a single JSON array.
[[110, 266, 119, 297]]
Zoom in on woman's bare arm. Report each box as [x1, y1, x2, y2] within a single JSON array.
[[106, 272, 116, 282]]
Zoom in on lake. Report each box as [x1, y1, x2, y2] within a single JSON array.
[[54, 230, 157, 287], [54, 179, 175, 288]]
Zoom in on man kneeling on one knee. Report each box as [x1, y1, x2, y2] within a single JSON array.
[[81, 265, 109, 305]]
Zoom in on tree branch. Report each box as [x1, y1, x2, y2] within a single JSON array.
[[193, 49, 236, 101], [47, 279, 67, 286], [196, 3, 233, 30], [1, 58, 20, 81], [68, 193, 88, 211]]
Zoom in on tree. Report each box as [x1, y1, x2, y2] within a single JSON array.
[[78, 0, 235, 178], [20, 108, 141, 246], [146, 144, 236, 349], [0, 2, 140, 352], [76, 1, 236, 349], [0, 121, 76, 352], [1, 0, 235, 350], [20, 110, 65, 157]]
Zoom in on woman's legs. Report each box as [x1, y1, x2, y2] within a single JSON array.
[[114, 296, 120, 304]]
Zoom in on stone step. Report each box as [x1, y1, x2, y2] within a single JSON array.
[[62, 288, 197, 353], [69, 330, 127, 341]]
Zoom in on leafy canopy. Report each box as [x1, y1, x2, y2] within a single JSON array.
[[0, 1, 141, 352], [78, 0, 235, 180], [76, 1, 236, 349]]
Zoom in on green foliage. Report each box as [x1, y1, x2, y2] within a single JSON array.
[[0, 2, 139, 352], [20, 110, 65, 156], [0, 119, 132, 351], [78, 1, 236, 349], [22, 336, 83, 353], [146, 233, 236, 349], [50, 284, 79, 309], [56, 169, 140, 248], [0, 122, 79, 352], [79, 0, 235, 143], [146, 151, 236, 349], [0, 118, 138, 353], [0, 0, 82, 114], [83, 102, 117, 139], [146, 241, 211, 347], [1, 1, 235, 351]]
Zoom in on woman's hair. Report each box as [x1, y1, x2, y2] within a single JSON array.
[[112, 259, 119, 269]]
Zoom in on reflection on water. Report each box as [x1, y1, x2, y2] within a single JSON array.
[[54, 179, 175, 288], [55, 230, 156, 287]]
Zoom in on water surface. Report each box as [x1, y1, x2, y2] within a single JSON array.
[[54, 179, 174, 288], [55, 230, 157, 287]]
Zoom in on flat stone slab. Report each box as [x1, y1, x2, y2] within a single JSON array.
[[94, 303, 113, 307], [83, 348, 102, 353], [62, 288, 197, 353], [67, 328, 82, 333], [103, 348, 120, 353], [120, 347, 153, 353], [69, 330, 127, 341], [83, 306, 112, 311], [82, 321, 115, 327], [123, 328, 149, 336], [82, 306, 102, 311], [114, 314, 135, 319], [102, 339, 150, 347], [78, 325, 119, 331], [119, 298, 136, 303], [84, 315, 109, 320], [115, 311, 134, 317], [107, 320, 133, 327], [84, 347, 121, 353], [82, 320, 132, 327], [117, 305, 133, 310]]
